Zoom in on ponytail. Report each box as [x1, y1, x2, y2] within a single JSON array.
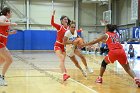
[[67, 18, 71, 26]]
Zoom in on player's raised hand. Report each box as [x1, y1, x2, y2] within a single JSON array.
[[52, 10, 55, 16]]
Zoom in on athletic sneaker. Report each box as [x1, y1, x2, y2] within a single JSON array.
[[86, 68, 93, 74], [95, 76, 102, 83], [0, 75, 7, 86], [134, 77, 140, 87], [81, 70, 87, 77], [63, 74, 70, 81]]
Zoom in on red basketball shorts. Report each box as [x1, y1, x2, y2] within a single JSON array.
[[54, 42, 65, 52], [0, 36, 7, 48], [105, 49, 128, 64]]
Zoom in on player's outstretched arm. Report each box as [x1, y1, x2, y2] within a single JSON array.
[[81, 34, 108, 47]]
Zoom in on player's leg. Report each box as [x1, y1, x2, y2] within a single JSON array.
[[95, 51, 115, 83], [0, 47, 13, 86], [121, 63, 135, 78], [69, 55, 87, 77], [0, 55, 5, 65], [121, 63, 140, 87], [95, 59, 108, 83], [54, 46, 70, 81], [118, 49, 140, 87], [74, 49, 87, 68], [74, 49, 93, 73]]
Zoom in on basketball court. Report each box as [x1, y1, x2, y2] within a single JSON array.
[[0, 51, 139, 93], [0, 0, 140, 93]]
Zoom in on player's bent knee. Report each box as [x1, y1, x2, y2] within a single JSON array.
[[68, 53, 75, 57], [101, 60, 108, 69], [79, 55, 85, 59], [74, 62, 79, 67]]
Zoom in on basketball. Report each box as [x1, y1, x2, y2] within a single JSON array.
[[1, 0, 140, 91], [74, 38, 84, 46]]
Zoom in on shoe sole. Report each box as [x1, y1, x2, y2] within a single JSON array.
[[63, 76, 70, 81], [95, 81, 102, 83]]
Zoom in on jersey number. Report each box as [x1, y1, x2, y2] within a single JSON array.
[[111, 36, 119, 43]]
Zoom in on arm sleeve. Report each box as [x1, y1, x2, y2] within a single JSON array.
[[51, 15, 61, 31]]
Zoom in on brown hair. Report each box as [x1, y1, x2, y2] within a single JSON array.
[[60, 15, 71, 25], [0, 7, 11, 16], [106, 24, 118, 32]]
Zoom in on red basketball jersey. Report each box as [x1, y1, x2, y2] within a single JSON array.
[[105, 32, 122, 50], [0, 20, 9, 36], [51, 15, 69, 44], [0, 19, 9, 48], [56, 25, 69, 43]]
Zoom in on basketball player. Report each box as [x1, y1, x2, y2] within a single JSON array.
[[80, 24, 140, 87], [51, 10, 70, 81], [64, 21, 93, 77], [0, 7, 17, 86]]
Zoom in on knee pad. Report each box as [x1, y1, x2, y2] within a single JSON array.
[[101, 60, 107, 68]]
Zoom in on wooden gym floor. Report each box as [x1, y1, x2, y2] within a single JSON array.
[[0, 51, 140, 93]]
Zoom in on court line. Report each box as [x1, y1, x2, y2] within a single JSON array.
[[55, 72, 98, 93], [88, 55, 136, 87], [13, 53, 98, 93], [69, 78, 98, 93]]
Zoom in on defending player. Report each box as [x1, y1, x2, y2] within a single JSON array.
[[51, 10, 70, 81], [80, 24, 140, 87], [0, 7, 17, 86]]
